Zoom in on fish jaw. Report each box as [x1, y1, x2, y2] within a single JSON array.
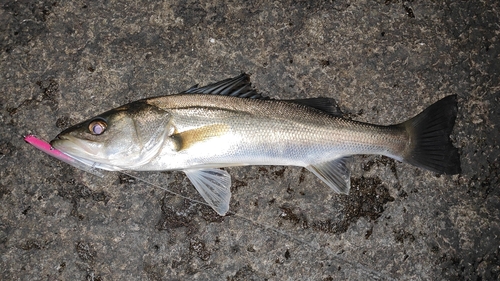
[[51, 135, 102, 158], [50, 135, 122, 171]]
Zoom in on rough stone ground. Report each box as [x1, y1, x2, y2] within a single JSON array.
[[1, 1, 499, 280]]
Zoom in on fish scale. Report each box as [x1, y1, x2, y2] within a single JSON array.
[[160, 95, 404, 161]]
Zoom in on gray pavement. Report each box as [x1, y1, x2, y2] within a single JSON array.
[[1, 1, 499, 280]]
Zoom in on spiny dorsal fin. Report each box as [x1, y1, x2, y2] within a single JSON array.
[[181, 73, 269, 99]]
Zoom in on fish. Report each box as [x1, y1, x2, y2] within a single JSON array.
[[51, 73, 461, 215]]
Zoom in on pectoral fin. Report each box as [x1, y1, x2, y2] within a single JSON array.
[[183, 168, 232, 215], [307, 157, 351, 194]]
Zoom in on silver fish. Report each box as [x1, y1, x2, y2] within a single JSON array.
[[51, 74, 461, 215]]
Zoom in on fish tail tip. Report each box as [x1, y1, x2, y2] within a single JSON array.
[[402, 95, 461, 175]]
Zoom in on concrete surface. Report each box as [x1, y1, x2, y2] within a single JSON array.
[[1, 0, 499, 280]]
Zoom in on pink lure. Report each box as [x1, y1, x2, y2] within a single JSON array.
[[24, 135, 104, 177]]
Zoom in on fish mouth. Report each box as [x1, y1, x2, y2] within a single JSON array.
[[50, 135, 100, 159], [50, 136, 121, 172]]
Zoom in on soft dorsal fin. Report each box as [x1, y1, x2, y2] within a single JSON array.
[[181, 73, 269, 99], [287, 98, 343, 116]]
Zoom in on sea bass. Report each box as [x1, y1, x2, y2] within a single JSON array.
[[51, 74, 461, 215]]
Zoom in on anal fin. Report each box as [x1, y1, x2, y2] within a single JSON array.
[[307, 157, 351, 194], [183, 168, 232, 215]]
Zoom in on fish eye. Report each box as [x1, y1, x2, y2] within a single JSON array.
[[88, 119, 107, 135]]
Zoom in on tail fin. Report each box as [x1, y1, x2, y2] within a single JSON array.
[[401, 95, 461, 174]]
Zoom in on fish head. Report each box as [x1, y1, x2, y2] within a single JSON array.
[[51, 100, 172, 171]]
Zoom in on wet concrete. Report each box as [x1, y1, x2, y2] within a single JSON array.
[[1, 0, 499, 280]]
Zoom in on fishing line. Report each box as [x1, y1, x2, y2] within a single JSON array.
[[120, 170, 393, 280]]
